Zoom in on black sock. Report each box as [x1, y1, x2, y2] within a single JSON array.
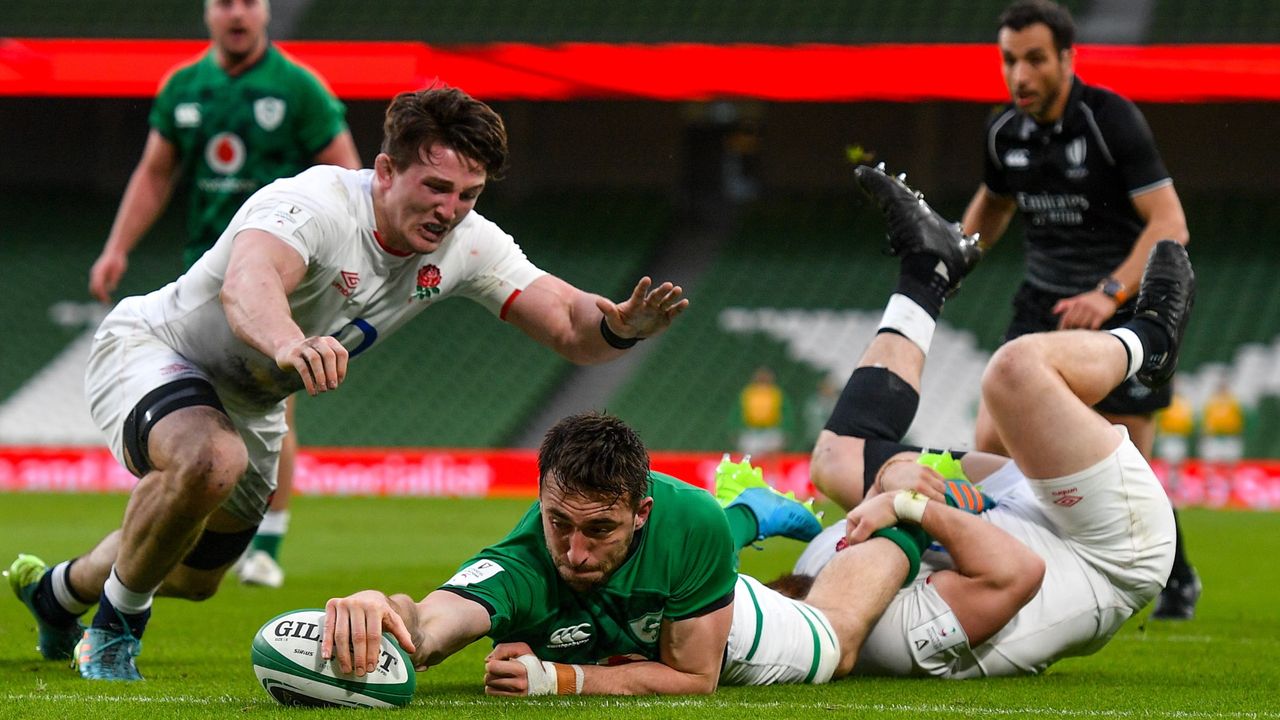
[[91, 595, 151, 638], [1167, 508, 1194, 584], [31, 571, 82, 627], [894, 254, 947, 320], [1125, 315, 1171, 362]]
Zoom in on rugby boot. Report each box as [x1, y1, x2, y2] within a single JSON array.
[[1150, 570, 1202, 621], [854, 163, 982, 295], [74, 625, 144, 681], [5, 554, 84, 660], [1133, 240, 1195, 388], [715, 455, 822, 542]]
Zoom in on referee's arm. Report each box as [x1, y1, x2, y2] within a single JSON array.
[[1110, 184, 1189, 293], [962, 184, 1018, 252]]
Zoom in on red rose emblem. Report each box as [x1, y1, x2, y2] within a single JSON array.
[[417, 264, 442, 289]]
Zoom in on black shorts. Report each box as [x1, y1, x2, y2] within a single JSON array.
[[1003, 282, 1172, 416]]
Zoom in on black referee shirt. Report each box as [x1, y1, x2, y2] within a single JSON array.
[[982, 77, 1172, 296]]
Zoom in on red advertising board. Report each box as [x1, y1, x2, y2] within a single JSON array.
[[1, 446, 1277, 510]]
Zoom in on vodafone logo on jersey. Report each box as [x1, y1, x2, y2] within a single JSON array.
[[205, 132, 246, 175]]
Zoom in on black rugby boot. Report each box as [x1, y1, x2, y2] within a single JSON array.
[[854, 163, 982, 296], [1133, 240, 1195, 388]]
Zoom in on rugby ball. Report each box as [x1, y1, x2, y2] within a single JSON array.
[[251, 608, 415, 708]]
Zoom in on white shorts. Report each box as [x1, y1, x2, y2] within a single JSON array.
[[854, 433, 1175, 678], [85, 323, 285, 526], [720, 575, 841, 686]]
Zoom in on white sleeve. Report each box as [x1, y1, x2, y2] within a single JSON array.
[[233, 198, 326, 266], [456, 219, 547, 316]]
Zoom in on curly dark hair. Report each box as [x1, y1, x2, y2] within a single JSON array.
[[380, 86, 508, 179], [538, 412, 651, 510], [998, 0, 1075, 52]]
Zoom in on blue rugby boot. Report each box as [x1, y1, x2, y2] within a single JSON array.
[[715, 455, 822, 542]]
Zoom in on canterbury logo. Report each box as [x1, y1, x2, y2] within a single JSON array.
[[548, 623, 592, 648]]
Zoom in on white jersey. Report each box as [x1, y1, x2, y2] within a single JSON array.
[[98, 166, 545, 412], [797, 436, 1175, 678]]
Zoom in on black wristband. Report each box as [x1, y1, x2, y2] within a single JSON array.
[[599, 317, 641, 349]]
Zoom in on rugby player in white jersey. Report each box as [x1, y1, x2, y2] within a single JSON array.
[[6, 87, 689, 682], [718, 164, 1190, 683]]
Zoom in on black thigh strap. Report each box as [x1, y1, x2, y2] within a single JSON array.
[[121, 377, 227, 477]]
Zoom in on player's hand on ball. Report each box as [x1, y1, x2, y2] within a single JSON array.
[[323, 591, 416, 677], [598, 276, 689, 342], [483, 642, 537, 696], [277, 335, 349, 396]]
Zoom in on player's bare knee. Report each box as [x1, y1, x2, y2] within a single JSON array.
[[982, 337, 1046, 409], [167, 432, 248, 509], [810, 434, 863, 508]]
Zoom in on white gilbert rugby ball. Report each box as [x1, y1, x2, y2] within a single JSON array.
[[251, 608, 416, 708]]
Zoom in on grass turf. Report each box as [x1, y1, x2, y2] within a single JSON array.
[[2, 493, 1278, 719]]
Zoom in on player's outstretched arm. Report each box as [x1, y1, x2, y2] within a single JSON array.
[[504, 274, 688, 365], [483, 604, 732, 696], [222, 229, 349, 395], [323, 589, 490, 676]]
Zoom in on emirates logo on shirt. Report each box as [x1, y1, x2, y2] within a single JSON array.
[[205, 132, 245, 175]]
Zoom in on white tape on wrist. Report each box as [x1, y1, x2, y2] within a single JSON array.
[[893, 489, 930, 524], [516, 655, 585, 695], [515, 654, 557, 696]]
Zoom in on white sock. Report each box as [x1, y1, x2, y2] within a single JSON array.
[[50, 561, 92, 615], [103, 566, 155, 615], [259, 509, 290, 536], [1108, 328, 1144, 380], [879, 293, 937, 354]]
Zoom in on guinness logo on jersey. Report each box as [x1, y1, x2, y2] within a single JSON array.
[[254, 97, 286, 131], [205, 132, 246, 175]]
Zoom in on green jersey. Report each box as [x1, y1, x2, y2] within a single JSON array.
[[149, 44, 348, 267], [440, 472, 736, 665]]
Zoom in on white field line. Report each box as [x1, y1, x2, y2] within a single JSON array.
[[4, 694, 1278, 718]]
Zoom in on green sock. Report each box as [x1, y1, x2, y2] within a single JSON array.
[[250, 533, 283, 560], [724, 505, 760, 550]]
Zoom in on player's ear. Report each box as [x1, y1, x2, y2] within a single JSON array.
[[374, 153, 395, 182], [633, 497, 654, 531], [1059, 46, 1075, 74]]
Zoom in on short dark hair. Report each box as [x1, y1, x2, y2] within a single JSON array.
[[999, 0, 1075, 52], [538, 412, 651, 510], [381, 86, 508, 179]]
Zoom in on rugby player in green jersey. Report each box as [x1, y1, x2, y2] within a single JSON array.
[[324, 412, 739, 695]]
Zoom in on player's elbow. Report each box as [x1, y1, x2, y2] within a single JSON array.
[[1006, 548, 1046, 605]]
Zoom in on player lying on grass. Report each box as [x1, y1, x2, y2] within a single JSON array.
[[324, 411, 741, 696], [725, 165, 1189, 679], [5, 87, 688, 682]]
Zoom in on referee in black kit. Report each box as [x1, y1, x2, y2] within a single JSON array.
[[962, 0, 1200, 619]]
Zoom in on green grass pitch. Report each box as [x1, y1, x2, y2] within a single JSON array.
[[2, 493, 1278, 719]]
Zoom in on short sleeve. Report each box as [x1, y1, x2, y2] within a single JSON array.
[[662, 485, 738, 620], [1098, 98, 1171, 196], [454, 218, 548, 315], [232, 192, 330, 266], [982, 108, 1012, 196], [290, 64, 349, 157], [439, 553, 539, 635], [148, 72, 181, 141]]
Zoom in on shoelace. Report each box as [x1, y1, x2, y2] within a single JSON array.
[[78, 632, 142, 677]]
